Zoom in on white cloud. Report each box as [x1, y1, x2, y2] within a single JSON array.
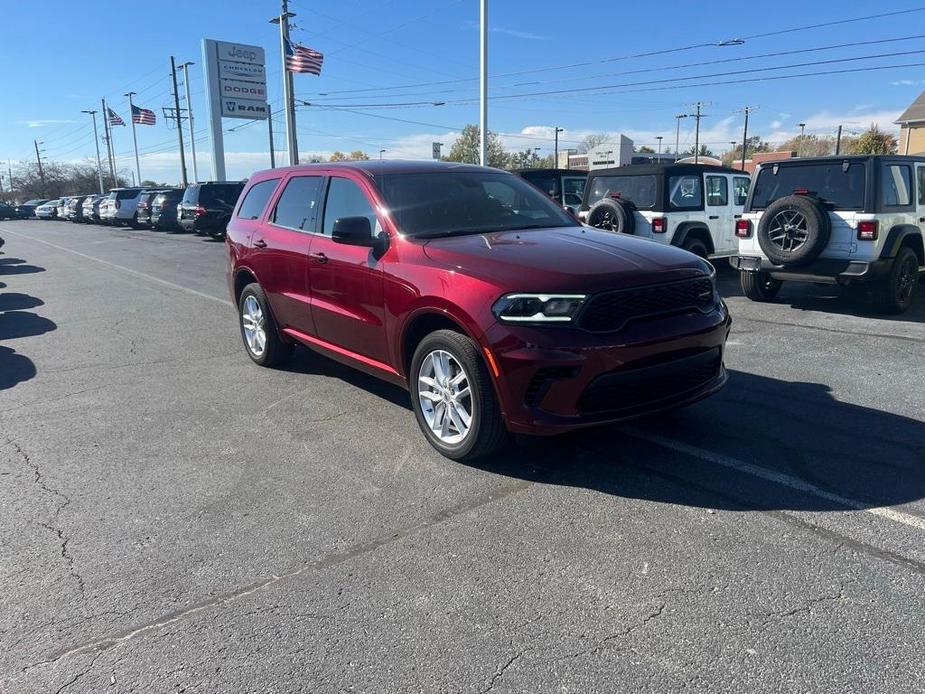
[[18, 119, 76, 128], [889, 79, 925, 86], [770, 120, 782, 130]]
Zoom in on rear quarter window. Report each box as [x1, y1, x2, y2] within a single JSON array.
[[881, 164, 912, 207], [237, 179, 280, 220], [181, 186, 200, 204]]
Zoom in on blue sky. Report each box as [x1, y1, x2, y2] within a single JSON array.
[[3, 0, 925, 184]]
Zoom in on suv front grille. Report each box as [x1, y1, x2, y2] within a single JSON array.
[[576, 347, 722, 415], [578, 276, 715, 333]]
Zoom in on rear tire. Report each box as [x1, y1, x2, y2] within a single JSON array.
[[870, 247, 919, 315], [740, 271, 782, 301], [238, 283, 292, 367], [682, 237, 710, 259], [410, 329, 508, 461]]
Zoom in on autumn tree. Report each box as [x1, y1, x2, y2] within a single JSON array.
[[847, 124, 897, 155], [329, 151, 348, 162], [577, 133, 609, 154], [348, 150, 370, 160], [444, 124, 510, 168]]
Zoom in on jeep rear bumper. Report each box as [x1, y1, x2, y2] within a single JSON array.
[[731, 256, 893, 284]]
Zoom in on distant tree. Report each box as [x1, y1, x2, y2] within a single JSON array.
[[444, 124, 509, 168], [722, 136, 770, 164], [577, 133, 609, 154], [348, 150, 370, 160], [683, 144, 715, 158], [140, 179, 167, 187], [9, 160, 127, 199], [636, 145, 655, 154], [776, 134, 836, 157], [846, 124, 897, 155], [329, 151, 348, 162]]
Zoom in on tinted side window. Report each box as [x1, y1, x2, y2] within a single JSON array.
[[237, 179, 280, 220], [322, 177, 377, 236], [201, 184, 243, 206], [181, 185, 199, 203], [272, 176, 324, 231], [706, 176, 728, 206], [733, 177, 751, 205], [882, 164, 912, 207], [918, 167, 925, 205], [668, 175, 703, 209]]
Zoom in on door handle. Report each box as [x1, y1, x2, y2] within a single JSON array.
[[311, 252, 328, 264], [253, 238, 267, 248], [733, 214, 742, 219], [919, 217, 925, 223], [708, 215, 719, 220]]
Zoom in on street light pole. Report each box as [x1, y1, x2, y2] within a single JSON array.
[[272, 0, 299, 165], [798, 122, 806, 157], [554, 126, 564, 168], [656, 136, 663, 162], [479, 0, 488, 166], [33, 140, 45, 184], [82, 110, 105, 193], [740, 105, 754, 172], [181, 62, 199, 182], [170, 56, 189, 187], [675, 114, 688, 160], [125, 91, 142, 185]]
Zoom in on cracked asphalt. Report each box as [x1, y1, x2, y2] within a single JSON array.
[[1, 219, 923, 693]]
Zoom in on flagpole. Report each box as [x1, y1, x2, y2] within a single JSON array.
[[125, 92, 142, 185], [277, 0, 299, 165], [479, 0, 488, 166], [101, 98, 116, 185]]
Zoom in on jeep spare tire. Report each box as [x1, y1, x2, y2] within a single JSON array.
[[757, 194, 831, 267], [587, 198, 636, 235]]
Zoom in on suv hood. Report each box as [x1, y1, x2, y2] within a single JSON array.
[[420, 226, 710, 292]]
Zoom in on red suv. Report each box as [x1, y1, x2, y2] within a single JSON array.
[[227, 161, 731, 460]]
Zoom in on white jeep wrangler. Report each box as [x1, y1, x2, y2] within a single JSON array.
[[580, 163, 752, 260], [732, 155, 925, 314]]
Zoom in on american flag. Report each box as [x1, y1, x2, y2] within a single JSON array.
[[107, 107, 125, 126], [285, 38, 323, 75], [131, 104, 156, 126]]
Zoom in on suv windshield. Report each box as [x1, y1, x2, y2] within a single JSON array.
[[376, 171, 575, 238], [201, 184, 243, 206], [586, 175, 657, 208], [751, 161, 866, 210]]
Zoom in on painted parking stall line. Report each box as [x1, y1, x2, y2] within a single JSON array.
[[627, 428, 925, 532]]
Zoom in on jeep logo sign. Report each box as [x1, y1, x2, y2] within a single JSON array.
[[215, 41, 266, 66]]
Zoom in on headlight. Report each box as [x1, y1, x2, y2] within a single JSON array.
[[492, 293, 587, 324]]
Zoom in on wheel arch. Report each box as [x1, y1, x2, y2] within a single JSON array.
[[671, 223, 715, 254], [880, 225, 924, 265], [232, 266, 260, 304], [400, 308, 481, 380]]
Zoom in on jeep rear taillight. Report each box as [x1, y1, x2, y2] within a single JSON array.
[[857, 220, 878, 241], [735, 219, 752, 238], [195, 206, 206, 216], [650, 217, 667, 233]]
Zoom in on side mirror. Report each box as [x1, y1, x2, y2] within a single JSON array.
[[332, 216, 375, 246]]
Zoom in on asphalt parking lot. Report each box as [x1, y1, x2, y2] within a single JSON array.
[[1, 219, 923, 693]]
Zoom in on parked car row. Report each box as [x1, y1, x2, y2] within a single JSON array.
[[10, 181, 247, 237]]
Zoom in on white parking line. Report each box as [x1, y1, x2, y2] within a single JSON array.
[[0, 227, 233, 307], [627, 429, 925, 532]]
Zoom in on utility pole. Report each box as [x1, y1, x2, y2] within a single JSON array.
[[740, 105, 755, 172], [267, 103, 276, 168], [656, 136, 663, 162], [554, 126, 564, 168], [180, 62, 199, 182], [33, 140, 45, 184], [170, 56, 189, 186], [835, 125, 843, 155], [432, 142, 443, 160], [82, 110, 105, 193], [798, 122, 806, 157], [479, 0, 488, 166], [7, 161, 13, 197], [125, 92, 142, 185], [101, 98, 116, 185], [692, 101, 707, 164], [674, 114, 688, 160], [272, 0, 299, 165]]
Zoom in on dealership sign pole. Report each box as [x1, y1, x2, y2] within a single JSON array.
[[202, 39, 269, 180]]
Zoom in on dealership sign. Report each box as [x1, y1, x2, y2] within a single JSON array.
[[202, 38, 271, 179]]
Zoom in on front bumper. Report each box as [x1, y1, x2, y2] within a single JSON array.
[[731, 256, 892, 283], [484, 303, 731, 435]]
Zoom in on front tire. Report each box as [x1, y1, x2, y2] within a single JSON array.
[[682, 237, 709, 259], [238, 283, 292, 367], [871, 247, 919, 314], [740, 271, 782, 301], [410, 330, 508, 461]]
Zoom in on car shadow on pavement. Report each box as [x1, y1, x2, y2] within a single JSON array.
[[0, 311, 57, 341], [282, 346, 925, 514], [0, 258, 46, 276], [0, 293, 44, 312], [0, 345, 37, 391], [718, 272, 925, 323]]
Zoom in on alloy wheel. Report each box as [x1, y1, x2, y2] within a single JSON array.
[[418, 350, 473, 445], [241, 295, 267, 357], [896, 254, 918, 303], [767, 209, 809, 252]]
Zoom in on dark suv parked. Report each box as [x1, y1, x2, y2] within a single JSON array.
[[514, 168, 588, 214], [227, 161, 730, 461], [178, 181, 245, 237], [150, 189, 184, 231], [136, 190, 172, 228]]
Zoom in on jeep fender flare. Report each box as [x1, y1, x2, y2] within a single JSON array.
[[879, 224, 923, 261], [670, 223, 715, 254]]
